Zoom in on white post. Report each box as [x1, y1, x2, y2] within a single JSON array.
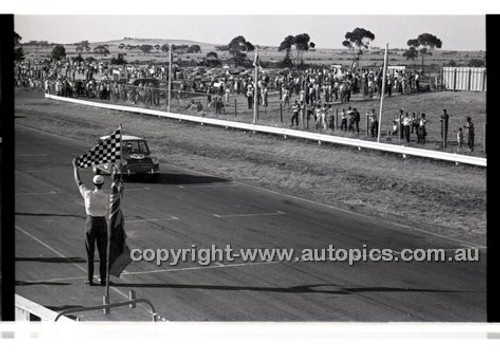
[[377, 43, 389, 143], [253, 49, 259, 124], [167, 47, 172, 113]]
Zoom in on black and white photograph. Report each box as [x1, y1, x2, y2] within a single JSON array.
[[5, 10, 490, 326]]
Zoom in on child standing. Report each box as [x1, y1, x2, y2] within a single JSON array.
[[457, 127, 464, 153]]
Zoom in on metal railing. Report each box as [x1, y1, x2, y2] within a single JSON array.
[[54, 298, 157, 322], [45, 94, 487, 167], [16, 293, 159, 322]]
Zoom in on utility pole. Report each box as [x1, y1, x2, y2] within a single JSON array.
[[167, 46, 172, 112], [377, 43, 389, 143], [253, 49, 259, 124]]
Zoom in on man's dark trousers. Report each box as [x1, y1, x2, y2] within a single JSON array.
[[85, 216, 108, 282], [468, 134, 475, 152]]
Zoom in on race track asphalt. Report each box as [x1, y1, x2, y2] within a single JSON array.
[[15, 124, 486, 321]]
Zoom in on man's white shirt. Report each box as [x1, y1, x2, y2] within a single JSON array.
[[79, 184, 109, 217]]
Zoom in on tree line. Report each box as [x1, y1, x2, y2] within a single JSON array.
[[14, 30, 486, 69]]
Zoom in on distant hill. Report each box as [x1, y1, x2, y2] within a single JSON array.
[[92, 37, 219, 52]]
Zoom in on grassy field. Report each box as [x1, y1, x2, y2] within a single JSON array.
[[15, 88, 486, 246]]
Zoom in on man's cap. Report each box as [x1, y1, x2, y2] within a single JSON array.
[[92, 175, 105, 185]]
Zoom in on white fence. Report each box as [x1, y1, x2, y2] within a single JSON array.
[[45, 94, 487, 167], [442, 67, 486, 92], [15, 294, 73, 322]]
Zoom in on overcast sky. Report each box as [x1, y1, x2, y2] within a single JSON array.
[[15, 15, 485, 51]]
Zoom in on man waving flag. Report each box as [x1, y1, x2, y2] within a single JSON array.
[[75, 128, 121, 168]]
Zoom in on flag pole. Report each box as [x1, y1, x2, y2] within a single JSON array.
[[104, 124, 121, 310], [119, 123, 123, 184], [104, 175, 112, 312], [105, 204, 111, 303], [377, 43, 389, 143], [167, 47, 172, 113], [253, 49, 259, 124]]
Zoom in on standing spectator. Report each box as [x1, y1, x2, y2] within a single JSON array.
[[353, 108, 361, 134], [234, 80, 239, 95], [225, 86, 231, 105], [347, 106, 355, 132], [290, 101, 300, 127], [391, 120, 398, 136], [328, 105, 335, 129], [403, 113, 412, 142], [411, 112, 419, 134], [314, 103, 322, 129], [262, 86, 268, 107], [246, 84, 253, 110], [440, 109, 450, 146], [456, 127, 464, 153], [396, 73, 403, 95], [368, 109, 377, 138], [282, 87, 290, 106], [398, 109, 405, 140], [414, 71, 420, 92], [464, 117, 475, 152], [340, 108, 348, 131], [299, 89, 305, 105], [386, 74, 393, 97], [207, 85, 213, 105], [305, 103, 314, 129], [418, 113, 427, 144], [320, 104, 328, 130]]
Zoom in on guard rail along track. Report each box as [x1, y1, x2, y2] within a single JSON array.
[[45, 94, 487, 168]]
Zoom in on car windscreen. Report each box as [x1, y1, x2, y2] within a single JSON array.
[[123, 140, 150, 155]]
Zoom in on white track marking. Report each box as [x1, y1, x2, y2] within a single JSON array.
[[15, 260, 280, 283], [20, 275, 88, 283], [16, 226, 78, 268], [15, 191, 58, 196], [126, 216, 179, 224], [178, 183, 237, 189], [15, 225, 129, 299], [213, 210, 285, 218], [122, 260, 282, 276], [123, 187, 151, 192]]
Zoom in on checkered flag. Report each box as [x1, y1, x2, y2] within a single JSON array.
[[75, 128, 121, 168]]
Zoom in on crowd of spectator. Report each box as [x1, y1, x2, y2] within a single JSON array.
[[15, 58, 426, 105], [15, 58, 476, 152]]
